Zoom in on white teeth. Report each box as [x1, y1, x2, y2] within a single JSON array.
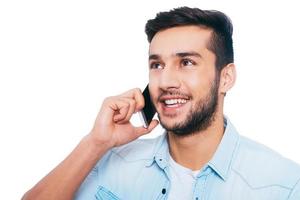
[[164, 99, 187, 105]]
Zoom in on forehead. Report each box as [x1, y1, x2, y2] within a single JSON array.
[[149, 25, 212, 56]]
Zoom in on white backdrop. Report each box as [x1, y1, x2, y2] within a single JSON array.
[[1, 0, 300, 199]]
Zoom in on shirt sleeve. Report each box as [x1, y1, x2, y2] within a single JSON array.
[[288, 178, 300, 200], [73, 150, 113, 200], [73, 165, 99, 200]]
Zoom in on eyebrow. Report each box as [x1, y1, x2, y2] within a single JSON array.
[[176, 51, 202, 58], [149, 51, 202, 60], [149, 54, 161, 60]]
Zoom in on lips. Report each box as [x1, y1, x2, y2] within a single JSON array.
[[164, 98, 187, 107], [158, 95, 190, 109]]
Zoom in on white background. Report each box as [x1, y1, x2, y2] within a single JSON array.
[[1, 0, 300, 199]]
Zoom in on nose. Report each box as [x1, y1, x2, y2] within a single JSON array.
[[159, 67, 181, 90]]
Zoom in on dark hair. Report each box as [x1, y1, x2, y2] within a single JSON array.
[[145, 7, 234, 71]]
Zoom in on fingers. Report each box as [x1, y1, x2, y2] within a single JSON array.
[[113, 88, 145, 123], [121, 88, 145, 112], [112, 99, 130, 122], [101, 88, 145, 125], [113, 97, 136, 123], [134, 119, 159, 137], [92, 88, 156, 148]]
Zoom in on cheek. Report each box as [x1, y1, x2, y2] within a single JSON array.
[[149, 72, 160, 88], [182, 72, 205, 90], [149, 75, 159, 100], [182, 70, 214, 96], [186, 74, 202, 86]]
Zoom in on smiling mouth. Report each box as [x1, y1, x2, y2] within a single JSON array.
[[158, 94, 191, 110], [164, 98, 188, 107]]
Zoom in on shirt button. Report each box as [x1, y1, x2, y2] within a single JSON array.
[[195, 198, 199, 200], [161, 188, 166, 194]]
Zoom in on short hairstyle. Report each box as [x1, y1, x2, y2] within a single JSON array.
[[145, 7, 234, 71]]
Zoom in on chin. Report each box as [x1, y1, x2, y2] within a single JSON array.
[[158, 114, 184, 130]]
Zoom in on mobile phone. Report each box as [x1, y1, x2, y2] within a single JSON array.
[[138, 85, 156, 128]]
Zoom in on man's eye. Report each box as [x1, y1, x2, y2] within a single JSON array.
[[181, 59, 195, 66], [150, 62, 163, 69]]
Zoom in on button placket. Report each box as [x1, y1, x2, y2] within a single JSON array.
[[193, 168, 212, 200]]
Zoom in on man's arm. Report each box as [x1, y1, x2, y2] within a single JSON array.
[[22, 134, 110, 200], [22, 88, 159, 200]]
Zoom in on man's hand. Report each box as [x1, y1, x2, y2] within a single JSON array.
[[21, 88, 159, 200], [89, 88, 159, 149]]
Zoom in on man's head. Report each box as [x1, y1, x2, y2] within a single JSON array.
[[145, 7, 234, 72], [145, 7, 236, 136]]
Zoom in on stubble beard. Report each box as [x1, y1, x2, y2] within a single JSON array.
[[158, 76, 219, 137]]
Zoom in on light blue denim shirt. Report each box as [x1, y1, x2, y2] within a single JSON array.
[[75, 118, 300, 199]]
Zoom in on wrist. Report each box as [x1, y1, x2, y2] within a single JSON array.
[[83, 133, 113, 157]]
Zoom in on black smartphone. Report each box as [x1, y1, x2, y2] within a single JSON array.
[[138, 85, 156, 128]]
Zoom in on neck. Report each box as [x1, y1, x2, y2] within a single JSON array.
[[168, 113, 225, 171]]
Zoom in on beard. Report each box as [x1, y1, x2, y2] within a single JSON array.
[[158, 76, 219, 137]]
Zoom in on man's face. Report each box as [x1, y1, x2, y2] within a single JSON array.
[[148, 25, 220, 136]]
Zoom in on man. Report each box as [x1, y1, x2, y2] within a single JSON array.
[[23, 7, 300, 200]]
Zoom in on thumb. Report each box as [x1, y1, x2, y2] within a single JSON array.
[[134, 119, 159, 137]]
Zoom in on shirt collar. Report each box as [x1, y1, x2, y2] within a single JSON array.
[[207, 117, 240, 181], [147, 117, 240, 181], [145, 131, 169, 169]]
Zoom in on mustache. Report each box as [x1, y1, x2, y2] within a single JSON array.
[[157, 89, 191, 101]]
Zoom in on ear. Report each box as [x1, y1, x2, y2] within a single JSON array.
[[219, 63, 236, 96]]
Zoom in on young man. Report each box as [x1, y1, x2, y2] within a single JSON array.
[[23, 7, 300, 200]]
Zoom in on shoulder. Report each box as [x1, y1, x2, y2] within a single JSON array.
[[232, 135, 300, 189], [111, 134, 164, 161], [95, 133, 165, 168]]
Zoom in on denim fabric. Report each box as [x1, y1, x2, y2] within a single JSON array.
[[75, 118, 300, 200]]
